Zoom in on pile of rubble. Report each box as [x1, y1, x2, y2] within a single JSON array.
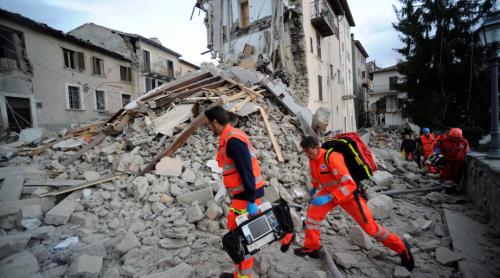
[[1, 66, 499, 278]]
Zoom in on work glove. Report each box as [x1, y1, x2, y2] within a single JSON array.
[[309, 188, 317, 197], [246, 202, 259, 216], [311, 195, 333, 206]]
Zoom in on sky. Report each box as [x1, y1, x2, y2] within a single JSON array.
[[0, 0, 402, 68]]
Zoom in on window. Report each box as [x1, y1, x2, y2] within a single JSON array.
[[92, 57, 104, 76], [310, 37, 313, 54], [389, 76, 398, 90], [167, 59, 174, 78], [66, 85, 83, 110], [318, 75, 323, 101], [120, 66, 132, 82], [337, 69, 340, 84], [316, 32, 321, 58], [362, 71, 365, 79], [145, 77, 155, 92], [142, 49, 151, 72], [63, 48, 85, 71], [241, 0, 249, 27], [330, 65, 334, 79], [0, 25, 24, 69], [122, 94, 131, 107], [95, 90, 105, 111]]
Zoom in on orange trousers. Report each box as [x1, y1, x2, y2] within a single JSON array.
[[227, 198, 261, 278], [304, 190, 406, 254]]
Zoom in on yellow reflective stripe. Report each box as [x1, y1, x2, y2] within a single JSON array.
[[230, 207, 247, 214]]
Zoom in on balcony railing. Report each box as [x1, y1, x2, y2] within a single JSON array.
[[310, 0, 337, 37]]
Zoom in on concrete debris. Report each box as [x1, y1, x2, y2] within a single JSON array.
[[153, 104, 193, 136], [0, 251, 39, 278], [187, 203, 204, 223], [68, 254, 103, 277], [435, 247, 464, 266], [370, 170, 394, 187], [394, 266, 412, 278], [312, 107, 330, 133], [54, 236, 79, 250], [206, 159, 222, 174], [177, 186, 213, 205], [83, 171, 100, 181], [366, 194, 394, 220], [0, 233, 31, 259], [349, 225, 372, 250], [206, 200, 223, 220], [181, 168, 196, 183], [44, 191, 80, 225], [333, 252, 357, 269], [141, 262, 194, 278], [19, 127, 45, 144], [115, 232, 141, 254], [155, 156, 183, 177], [17, 204, 42, 225], [0, 175, 25, 201], [128, 176, 149, 201], [52, 138, 85, 150]]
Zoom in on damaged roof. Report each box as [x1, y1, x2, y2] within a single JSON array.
[[71, 23, 182, 57], [328, 0, 355, 27], [0, 9, 131, 62], [179, 59, 200, 70]]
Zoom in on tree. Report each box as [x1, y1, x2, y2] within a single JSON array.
[[393, 0, 496, 144]]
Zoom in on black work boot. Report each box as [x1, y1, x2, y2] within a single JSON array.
[[399, 239, 415, 271], [293, 247, 320, 259], [219, 272, 234, 278]]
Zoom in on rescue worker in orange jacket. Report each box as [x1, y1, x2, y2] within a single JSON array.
[[419, 127, 437, 173], [205, 106, 263, 278], [440, 128, 469, 184], [294, 136, 415, 271]]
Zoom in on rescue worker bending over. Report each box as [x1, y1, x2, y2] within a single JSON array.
[[440, 128, 469, 185], [295, 136, 415, 271], [205, 106, 266, 278], [419, 127, 437, 173]]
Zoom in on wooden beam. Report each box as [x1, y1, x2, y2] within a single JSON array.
[[138, 99, 223, 176], [151, 80, 226, 108], [229, 96, 251, 113], [259, 107, 284, 162], [39, 175, 124, 197], [224, 77, 263, 98], [142, 72, 213, 101], [106, 108, 125, 124], [61, 132, 107, 167], [164, 76, 221, 96]]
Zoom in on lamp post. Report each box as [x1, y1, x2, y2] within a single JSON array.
[[477, 10, 500, 159]]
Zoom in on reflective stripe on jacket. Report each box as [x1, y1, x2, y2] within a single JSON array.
[[309, 148, 357, 202], [216, 124, 264, 196]]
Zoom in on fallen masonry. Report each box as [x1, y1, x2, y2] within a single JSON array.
[[0, 67, 498, 278]]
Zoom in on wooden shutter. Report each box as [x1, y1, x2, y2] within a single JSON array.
[[77, 52, 85, 71]]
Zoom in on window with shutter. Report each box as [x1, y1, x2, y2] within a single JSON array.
[[77, 52, 85, 71]]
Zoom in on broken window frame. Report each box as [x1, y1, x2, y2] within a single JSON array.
[[95, 89, 106, 111], [66, 84, 84, 110], [121, 93, 131, 108], [92, 56, 105, 76], [120, 66, 132, 82], [389, 76, 398, 91], [166, 59, 175, 79], [63, 48, 84, 71], [0, 24, 25, 70], [142, 49, 151, 72]]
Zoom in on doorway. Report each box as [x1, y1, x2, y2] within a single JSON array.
[[5, 96, 32, 132]]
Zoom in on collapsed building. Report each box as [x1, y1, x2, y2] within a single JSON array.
[[196, 0, 357, 134]]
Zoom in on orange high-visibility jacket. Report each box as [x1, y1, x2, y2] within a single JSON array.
[[309, 148, 357, 202], [216, 125, 264, 196], [420, 134, 436, 157]]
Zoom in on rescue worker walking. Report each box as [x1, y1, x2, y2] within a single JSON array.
[[205, 106, 264, 278], [440, 128, 469, 184], [294, 136, 415, 271], [419, 127, 437, 173]]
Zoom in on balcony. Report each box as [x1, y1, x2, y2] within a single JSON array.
[[310, 0, 337, 37]]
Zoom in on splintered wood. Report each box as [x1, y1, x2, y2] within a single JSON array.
[[259, 107, 285, 162]]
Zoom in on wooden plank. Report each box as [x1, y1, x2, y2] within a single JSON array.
[[151, 80, 226, 108], [142, 72, 213, 101], [224, 78, 263, 98], [164, 76, 221, 96], [31, 138, 64, 156], [138, 99, 224, 176], [112, 113, 131, 132], [230, 96, 251, 113], [224, 91, 247, 103], [259, 107, 284, 162], [61, 132, 107, 167], [39, 175, 124, 197], [24, 179, 85, 188]]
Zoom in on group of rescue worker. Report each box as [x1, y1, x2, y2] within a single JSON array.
[[204, 106, 415, 278], [400, 127, 470, 184]]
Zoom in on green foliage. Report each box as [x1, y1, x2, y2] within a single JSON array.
[[393, 0, 496, 144]]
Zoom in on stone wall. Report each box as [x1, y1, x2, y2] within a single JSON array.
[[463, 155, 500, 233]]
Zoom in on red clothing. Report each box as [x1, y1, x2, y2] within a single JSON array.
[[420, 134, 436, 158], [440, 137, 469, 183], [304, 149, 406, 254]]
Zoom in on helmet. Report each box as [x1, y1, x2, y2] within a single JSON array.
[[422, 127, 430, 135], [450, 128, 462, 138]]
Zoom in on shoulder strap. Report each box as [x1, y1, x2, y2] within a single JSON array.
[[324, 148, 335, 165]]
